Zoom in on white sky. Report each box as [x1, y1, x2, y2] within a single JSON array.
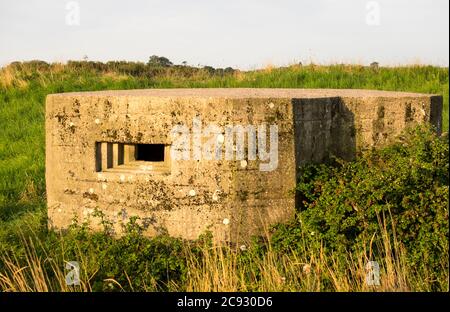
[[0, 0, 448, 69]]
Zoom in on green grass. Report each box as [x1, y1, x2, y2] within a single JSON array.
[[0, 61, 448, 291]]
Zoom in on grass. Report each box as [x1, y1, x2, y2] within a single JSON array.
[[0, 61, 448, 292], [0, 215, 445, 292]]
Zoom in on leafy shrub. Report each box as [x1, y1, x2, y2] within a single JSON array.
[[48, 213, 189, 291], [272, 125, 448, 286]]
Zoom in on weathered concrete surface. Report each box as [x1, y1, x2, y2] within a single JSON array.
[[45, 88, 443, 242]]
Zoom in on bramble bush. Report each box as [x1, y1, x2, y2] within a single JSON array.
[[271, 125, 448, 287]]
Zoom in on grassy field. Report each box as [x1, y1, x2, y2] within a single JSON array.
[[0, 61, 448, 291]]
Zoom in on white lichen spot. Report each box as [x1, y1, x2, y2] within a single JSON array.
[[94, 118, 101, 124], [240, 160, 248, 168], [119, 175, 125, 182], [268, 102, 275, 109], [239, 245, 247, 251], [57, 208, 62, 213], [189, 189, 196, 196], [217, 134, 225, 144], [127, 175, 133, 182], [223, 218, 230, 225], [69, 122, 75, 127], [88, 188, 94, 194], [102, 183, 107, 190]]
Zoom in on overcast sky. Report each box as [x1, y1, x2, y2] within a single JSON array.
[[0, 0, 448, 69]]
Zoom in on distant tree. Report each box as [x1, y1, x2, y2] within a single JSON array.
[[22, 60, 51, 71], [224, 67, 235, 74], [215, 68, 224, 76], [8, 61, 22, 69], [370, 62, 379, 70], [203, 66, 215, 74], [181, 61, 188, 66], [147, 55, 173, 67]]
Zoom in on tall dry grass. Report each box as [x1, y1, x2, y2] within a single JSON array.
[[0, 65, 28, 90], [0, 216, 445, 292], [0, 233, 96, 292], [182, 217, 423, 292]]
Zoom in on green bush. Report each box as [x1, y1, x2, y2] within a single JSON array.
[[272, 125, 448, 284]]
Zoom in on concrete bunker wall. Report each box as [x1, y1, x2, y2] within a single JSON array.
[[45, 89, 442, 242]]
